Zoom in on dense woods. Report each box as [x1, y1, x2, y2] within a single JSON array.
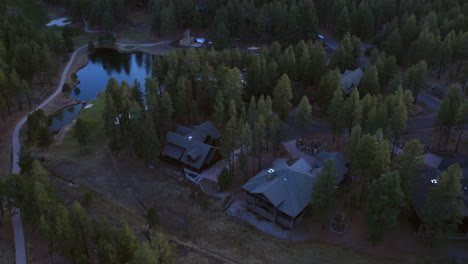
[[0, 9, 66, 119], [3, 0, 467, 260], [1, 156, 174, 263]]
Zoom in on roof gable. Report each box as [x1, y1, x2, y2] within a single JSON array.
[[341, 68, 363, 95], [243, 158, 317, 218]]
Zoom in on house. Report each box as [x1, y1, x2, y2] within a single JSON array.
[[179, 29, 204, 48], [161, 121, 221, 172], [411, 158, 468, 237], [242, 156, 345, 229], [341, 68, 364, 95], [314, 152, 349, 184]]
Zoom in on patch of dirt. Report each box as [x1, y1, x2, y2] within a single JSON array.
[[40, 138, 468, 263]]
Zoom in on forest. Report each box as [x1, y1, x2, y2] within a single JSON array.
[[1, 0, 468, 263]]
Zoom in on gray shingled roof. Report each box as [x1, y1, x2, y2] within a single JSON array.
[[411, 166, 441, 220], [162, 121, 220, 170], [341, 68, 363, 95], [242, 158, 317, 218], [412, 164, 468, 220], [314, 152, 348, 184]]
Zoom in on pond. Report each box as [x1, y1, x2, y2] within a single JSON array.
[[71, 49, 153, 101], [48, 104, 83, 133], [49, 49, 153, 131], [46, 17, 71, 27]]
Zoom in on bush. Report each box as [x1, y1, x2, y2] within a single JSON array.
[[146, 207, 159, 228], [62, 83, 72, 95], [82, 191, 93, 207]]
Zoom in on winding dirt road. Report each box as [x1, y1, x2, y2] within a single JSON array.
[[10, 41, 171, 264]]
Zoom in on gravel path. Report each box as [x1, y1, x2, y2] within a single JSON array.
[[10, 40, 172, 264]]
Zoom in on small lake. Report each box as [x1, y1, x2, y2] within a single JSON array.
[[71, 49, 153, 101], [48, 104, 83, 133], [49, 49, 153, 131]]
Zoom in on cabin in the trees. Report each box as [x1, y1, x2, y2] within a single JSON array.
[[411, 157, 468, 238], [314, 152, 349, 184], [161, 121, 221, 172], [242, 155, 346, 229], [341, 68, 364, 95]]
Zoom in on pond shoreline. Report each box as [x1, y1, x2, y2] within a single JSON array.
[[48, 44, 162, 133]]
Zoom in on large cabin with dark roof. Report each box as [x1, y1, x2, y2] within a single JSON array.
[[411, 157, 468, 238], [161, 121, 221, 172], [242, 156, 346, 229]]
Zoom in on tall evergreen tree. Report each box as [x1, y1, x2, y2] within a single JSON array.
[[366, 171, 406, 243], [423, 164, 464, 242], [317, 69, 341, 109], [359, 65, 380, 96], [273, 74, 293, 120], [311, 160, 337, 229], [295, 96, 312, 142]]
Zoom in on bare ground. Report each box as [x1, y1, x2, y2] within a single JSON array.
[[33, 127, 468, 264]]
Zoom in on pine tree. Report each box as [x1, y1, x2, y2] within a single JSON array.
[[317, 69, 341, 109], [215, 22, 230, 50], [273, 74, 293, 120], [423, 164, 464, 242], [253, 114, 266, 171], [213, 91, 225, 127], [394, 139, 424, 198], [160, 5, 176, 36], [335, 8, 351, 39], [116, 222, 138, 264], [220, 117, 237, 176], [295, 96, 312, 142], [131, 111, 160, 164], [69, 201, 90, 259], [355, 133, 378, 204], [328, 87, 345, 142], [347, 125, 362, 160], [389, 97, 408, 158], [73, 118, 90, 147], [343, 89, 362, 135], [366, 171, 405, 243], [404, 61, 428, 104], [359, 65, 380, 96], [309, 41, 328, 86], [311, 160, 337, 229], [435, 84, 463, 149], [454, 100, 468, 152]]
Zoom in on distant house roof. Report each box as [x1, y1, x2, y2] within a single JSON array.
[[162, 121, 220, 170], [341, 68, 364, 95], [412, 162, 468, 221], [411, 167, 441, 220], [314, 152, 348, 184], [242, 158, 316, 218], [242, 155, 347, 218], [437, 155, 468, 171]]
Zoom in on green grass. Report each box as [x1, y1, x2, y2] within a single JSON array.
[[51, 95, 106, 158], [7, 0, 50, 25], [124, 31, 148, 42], [123, 45, 136, 50]]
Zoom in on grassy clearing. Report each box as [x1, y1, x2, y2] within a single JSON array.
[[51, 94, 106, 158], [8, 0, 49, 25], [124, 31, 148, 42]]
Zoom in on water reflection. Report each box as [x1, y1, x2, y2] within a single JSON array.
[[48, 104, 83, 133], [72, 49, 153, 101]]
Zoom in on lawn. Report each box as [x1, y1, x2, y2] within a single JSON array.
[[51, 94, 106, 158]]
